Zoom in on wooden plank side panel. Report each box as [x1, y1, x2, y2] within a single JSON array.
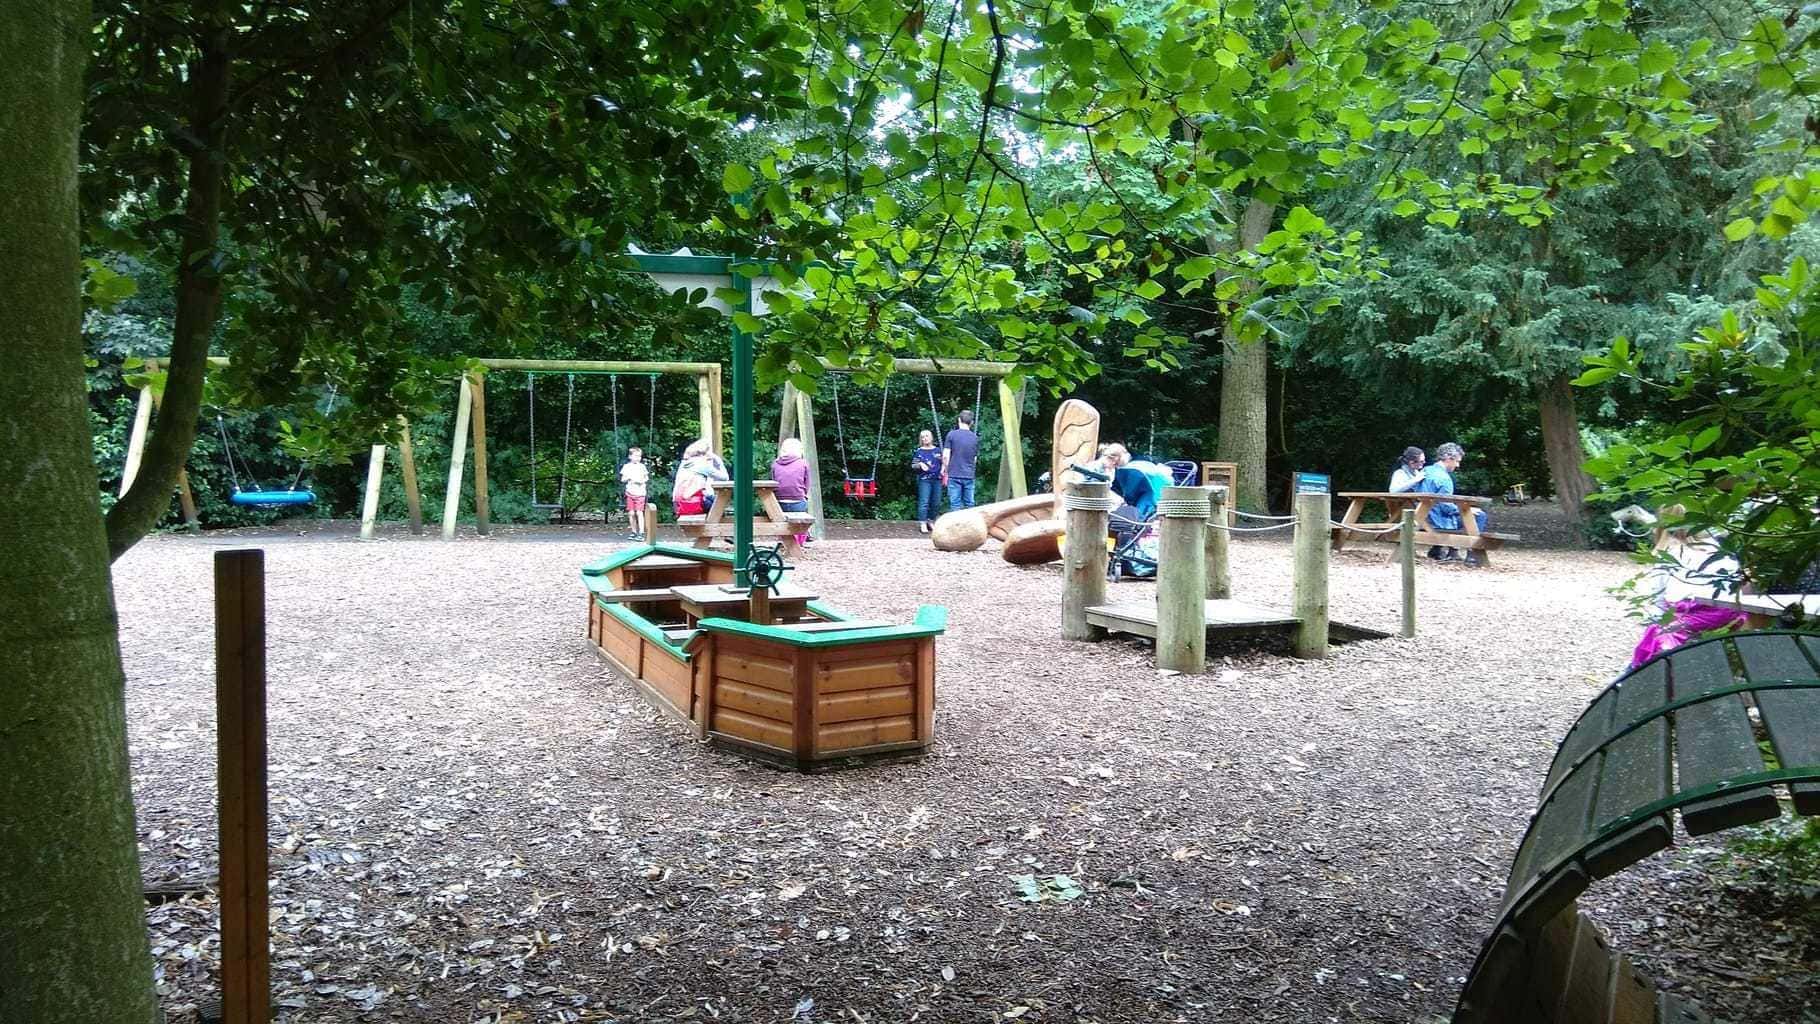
[[915, 637, 935, 743], [641, 644, 691, 715], [716, 678, 795, 721], [1736, 633, 1820, 814], [1587, 661, 1673, 878], [1458, 927, 1528, 1024], [1553, 912, 1616, 1024], [817, 656, 914, 694], [819, 714, 917, 752], [715, 643, 797, 692], [1607, 954, 1658, 1024], [1515, 908, 1580, 1024], [817, 684, 915, 724], [712, 707, 794, 751], [1669, 640, 1779, 835]]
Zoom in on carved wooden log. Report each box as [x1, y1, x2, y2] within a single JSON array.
[[1051, 399, 1101, 517], [1001, 519, 1065, 565]]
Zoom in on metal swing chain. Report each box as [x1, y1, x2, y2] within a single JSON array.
[[647, 376, 657, 453], [925, 376, 942, 437], [558, 372, 576, 507], [214, 414, 254, 493], [610, 373, 621, 449], [831, 375, 852, 478], [868, 377, 891, 480], [972, 376, 982, 429], [288, 383, 338, 491]]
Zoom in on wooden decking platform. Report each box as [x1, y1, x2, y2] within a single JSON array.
[[1085, 599, 1390, 644]]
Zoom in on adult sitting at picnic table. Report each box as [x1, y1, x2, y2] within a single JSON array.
[[671, 439, 728, 517], [1389, 446, 1426, 493], [1417, 441, 1488, 563]]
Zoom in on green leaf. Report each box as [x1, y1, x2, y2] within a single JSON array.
[[1135, 280, 1166, 300], [1572, 366, 1619, 386], [722, 164, 754, 194], [1723, 217, 1755, 242]]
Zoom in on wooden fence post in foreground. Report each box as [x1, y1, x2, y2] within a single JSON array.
[[1156, 485, 1211, 673], [215, 549, 270, 1024], [1061, 481, 1112, 641], [1205, 487, 1232, 601], [1400, 508, 1417, 638], [1292, 492, 1331, 660]]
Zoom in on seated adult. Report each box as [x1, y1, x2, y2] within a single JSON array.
[[1417, 441, 1488, 562], [1094, 443, 1159, 520], [1389, 446, 1426, 493], [671, 439, 728, 516]]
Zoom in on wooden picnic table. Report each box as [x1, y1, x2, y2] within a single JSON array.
[[1330, 490, 1518, 565], [670, 581, 819, 626], [677, 479, 817, 555]]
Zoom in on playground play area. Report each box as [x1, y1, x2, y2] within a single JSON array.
[[120, 506, 1818, 1023]]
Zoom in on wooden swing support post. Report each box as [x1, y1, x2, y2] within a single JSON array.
[[440, 358, 724, 540]]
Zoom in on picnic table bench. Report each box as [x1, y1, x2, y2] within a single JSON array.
[[1331, 491, 1520, 565], [676, 479, 817, 556], [1455, 630, 1820, 1023]]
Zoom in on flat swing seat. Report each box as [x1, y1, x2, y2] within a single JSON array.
[[230, 489, 316, 507], [842, 477, 878, 499]]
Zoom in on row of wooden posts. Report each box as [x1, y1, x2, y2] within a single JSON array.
[[1062, 484, 1417, 668]]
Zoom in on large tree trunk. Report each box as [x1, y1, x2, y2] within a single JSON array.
[[105, 7, 231, 561], [1, 2, 161, 1019], [1538, 371, 1594, 521], [1215, 198, 1274, 511]]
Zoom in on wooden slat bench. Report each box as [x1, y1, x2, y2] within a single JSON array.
[[676, 479, 816, 556], [1455, 630, 1820, 1023]]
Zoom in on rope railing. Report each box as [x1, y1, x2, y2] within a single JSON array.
[[1232, 509, 1296, 521], [1330, 520, 1405, 536], [1204, 520, 1296, 533]]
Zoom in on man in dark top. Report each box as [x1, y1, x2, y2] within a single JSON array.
[[941, 409, 980, 511]]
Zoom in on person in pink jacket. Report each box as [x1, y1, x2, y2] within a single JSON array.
[[771, 437, 813, 547]]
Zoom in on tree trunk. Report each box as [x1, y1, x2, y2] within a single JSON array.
[[1, 2, 160, 1019], [1538, 371, 1594, 521], [105, 6, 232, 561], [1215, 198, 1274, 511]]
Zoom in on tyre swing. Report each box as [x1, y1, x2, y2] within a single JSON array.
[[831, 375, 891, 499], [212, 386, 337, 507]]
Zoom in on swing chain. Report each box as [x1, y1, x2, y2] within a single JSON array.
[[831, 375, 850, 477], [558, 372, 576, 508], [869, 377, 891, 480]]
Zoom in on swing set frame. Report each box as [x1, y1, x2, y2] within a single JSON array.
[[441, 358, 724, 539], [778, 358, 1026, 540]]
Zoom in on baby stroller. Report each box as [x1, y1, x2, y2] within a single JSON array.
[[1068, 463, 1162, 581], [1108, 505, 1160, 581]]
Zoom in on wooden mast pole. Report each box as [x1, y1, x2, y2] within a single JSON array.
[[468, 371, 490, 536]]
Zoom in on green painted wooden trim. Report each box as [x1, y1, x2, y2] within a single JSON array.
[[629, 252, 736, 276], [696, 604, 947, 648], [581, 543, 735, 576], [804, 599, 854, 620], [915, 605, 949, 630]]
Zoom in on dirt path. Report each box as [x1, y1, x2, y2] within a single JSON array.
[[118, 526, 1806, 1022]]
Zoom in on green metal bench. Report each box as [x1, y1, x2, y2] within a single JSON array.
[[1457, 630, 1820, 1024]]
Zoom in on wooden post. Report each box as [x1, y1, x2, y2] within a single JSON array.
[[396, 418, 423, 536], [120, 384, 155, 495], [643, 505, 658, 545], [748, 586, 772, 625], [795, 390, 825, 541], [215, 549, 270, 1024], [708, 365, 725, 456], [441, 376, 473, 540], [1400, 508, 1417, 638], [777, 381, 798, 446], [696, 373, 715, 453], [358, 444, 386, 540], [995, 378, 1027, 500], [1156, 485, 1210, 673], [1292, 491, 1331, 659], [469, 372, 490, 536], [1061, 482, 1111, 641], [1205, 486, 1232, 600]]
